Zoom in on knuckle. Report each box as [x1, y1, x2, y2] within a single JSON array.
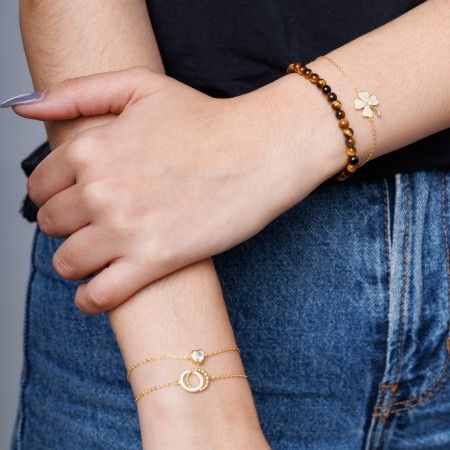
[[65, 134, 100, 168], [27, 173, 40, 204], [83, 285, 110, 311], [65, 144, 91, 168], [74, 287, 89, 314], [52, 250, 76, 279], [36, 208, 52, 234], [147, 237, 179, 272], [80, 181, 111, 209]]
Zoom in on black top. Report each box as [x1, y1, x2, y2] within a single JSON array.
[[146, 0, 449, 180], [20, 0, 449, 221]]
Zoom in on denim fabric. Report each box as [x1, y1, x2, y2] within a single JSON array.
[[11, 169, 450, 449]]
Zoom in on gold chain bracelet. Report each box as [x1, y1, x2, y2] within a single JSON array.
[[134, 367, 248, 402], [126, 347, 240, 381], [315, 55, 381, 167]]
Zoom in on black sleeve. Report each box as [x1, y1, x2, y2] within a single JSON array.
[[20, 141, 51, 222]]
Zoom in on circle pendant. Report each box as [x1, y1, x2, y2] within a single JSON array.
[[179, 368, 210, 393]]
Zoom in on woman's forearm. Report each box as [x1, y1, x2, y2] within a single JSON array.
[[20, 0, 163, 147], [109, 260, 268, 449], [297, 0, 450, 169], [19, 1, 267, 448]]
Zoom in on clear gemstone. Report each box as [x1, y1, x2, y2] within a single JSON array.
[[191, 349, 205, 364]]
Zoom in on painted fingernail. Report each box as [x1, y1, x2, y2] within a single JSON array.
[[0, 91, 44, 108]]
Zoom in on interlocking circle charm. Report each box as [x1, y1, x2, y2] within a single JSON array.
[[179, 367, 210, 393]]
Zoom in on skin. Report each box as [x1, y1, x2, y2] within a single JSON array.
[[15, 0, 450, 315], [17, 1, 269, 448], [20, 69, 342, 314], [10, 0, 450, 448]]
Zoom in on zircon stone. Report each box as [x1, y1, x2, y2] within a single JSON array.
[[191, 349, 205, 364]]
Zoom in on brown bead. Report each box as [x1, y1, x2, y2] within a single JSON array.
[[304, 68, 312, 78], [343, 128, 354, 138], [335, 170, 349, 181], [345, 137, 356, 147], [346, 147, 357, 157], [331, 100, 342, 110], [346, 163, 358, 173], [287, 63, 296, 73], [336, 110, 345, 119], [317, 79, 327, 88], [294, 63, 304, 74], [310, 73, 319, 83], [328, 92, 337, 102], [299, 65, 307, 74], [338, 119, 349, 129]]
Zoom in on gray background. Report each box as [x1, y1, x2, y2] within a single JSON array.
[[0, 3, 46, 447]]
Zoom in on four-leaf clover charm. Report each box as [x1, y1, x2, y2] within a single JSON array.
[[354, 91, 380, 118]]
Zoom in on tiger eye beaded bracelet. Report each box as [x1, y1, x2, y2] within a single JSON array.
[[287, 62, 359, 181]]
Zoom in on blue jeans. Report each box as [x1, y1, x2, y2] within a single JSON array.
[[11, 169, 450, 449]]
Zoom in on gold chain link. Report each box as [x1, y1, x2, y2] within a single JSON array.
[[134, 373, 248, 403], [126, 346, 240, 381], [209, 374, 248, 381], [134, 380, 181, 402], [316, 55, 378, 167]]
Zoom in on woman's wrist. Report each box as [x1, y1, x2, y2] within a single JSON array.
[[276, 71, 349, 182], [223, 71, 347, 218], [127, 348, 268, 449], [132, 363, 269, 449], [136, 383, 268, 450]]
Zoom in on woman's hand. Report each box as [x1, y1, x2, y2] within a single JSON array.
[[12, 66, 343, 314]]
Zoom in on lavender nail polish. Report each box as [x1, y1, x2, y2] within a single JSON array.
[[0, 91, 44, 108]]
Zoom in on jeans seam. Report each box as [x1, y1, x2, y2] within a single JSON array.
[[364, 179, 394, 450], [372, 175, 410, 423], [393, 173, 410, 383], [372, 170, 450, 417]]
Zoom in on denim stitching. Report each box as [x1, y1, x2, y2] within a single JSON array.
[[377, 179, 395, 448], [393, 174, 410, 383], [365, 179, 394, 450], [373, 364, 450, 415], [370, 174, 410, 423], [381, 373, 450, 414], [383, 178, 392, 299], [387, 358, 450, 407], [372, 170, 450, 416]]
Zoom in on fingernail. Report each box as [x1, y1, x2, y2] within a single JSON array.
[[0, 91, 44, 108]]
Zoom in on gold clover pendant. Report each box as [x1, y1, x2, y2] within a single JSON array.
[[354, 91, 380, 118]]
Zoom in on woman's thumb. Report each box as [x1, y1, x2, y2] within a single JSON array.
[[1, 66, 154, 120]]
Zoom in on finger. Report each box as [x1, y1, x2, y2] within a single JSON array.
[[37, 185, 90, 237], [27, 140, 75, 207], [74, 258, 161, 315], [53, 225, 118, 281], [12, 66, 160, 121]]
